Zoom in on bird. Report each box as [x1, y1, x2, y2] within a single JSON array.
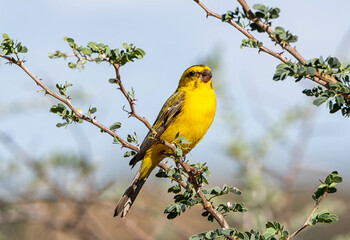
[[114, 65, 216, 217]]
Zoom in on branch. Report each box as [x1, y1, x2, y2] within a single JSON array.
[[1, 51, 178, 164], [193, 0, 287, 64], [282, 110, 314, 223], [0, 54, 139, 152], [235, 0, 336, 86], [111, 63, 178, 155], [192, 0, 348, 97], [159, 160, 235, 240], [112, 64, 153, 131], [287, 192, 327, 239]]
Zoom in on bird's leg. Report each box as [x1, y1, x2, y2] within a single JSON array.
[[175, 160, 181, 169]]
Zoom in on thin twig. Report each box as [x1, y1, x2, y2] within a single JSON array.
[[112, 64, 153, 131], [111, 64, 178, 156], [282, 110, 314, 223], [287, 192, 328, 239]]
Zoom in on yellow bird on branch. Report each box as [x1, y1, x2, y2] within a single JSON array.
[[114, 65, 216, 217]]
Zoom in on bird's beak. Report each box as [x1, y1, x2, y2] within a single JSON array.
[[200, 69, 212, 83]]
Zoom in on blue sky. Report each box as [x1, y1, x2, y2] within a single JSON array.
[[1, 0, 350, 190]]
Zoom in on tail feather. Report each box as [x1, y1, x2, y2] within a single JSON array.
[[114, 170, 146, 218]]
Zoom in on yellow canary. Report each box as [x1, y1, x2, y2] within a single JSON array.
[[114, 65, 216, 217]]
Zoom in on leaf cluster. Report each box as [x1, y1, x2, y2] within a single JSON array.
[[159, 159, 243, 221], [190, 223, 288, 240], [201, 184, 245, 222], [189, 171, 342, 240], [241, 39, 263, 49], [164, 185, 200, 219], [202, 202, 247, 222], [221, 4, 297, 50], [173, 133, 192, 157], [274, 57, 350, 116], [49, 37, 145, 70], [49, 81, 98, 128], [304, 59, 350, 116], [263, 221, 289, 240], [221, 8, 247, 26], [55, 81, 73, 98], [273, 26, 298, 44], [253, 4, 280, 23], [310, 210, 338, 225], [157, 162, 206, 219], [86, 105, 97, 118], [1, 33, 28, 58], [312, 171, 342, 201], [110, 125, 139, 158], [222, 4, 280, 28], [188, 161, 211, 184], [123, 133, 138, 157], [155, 166, 184, 180], [250, 4, 280, 33], [50, 103, 83, 128]]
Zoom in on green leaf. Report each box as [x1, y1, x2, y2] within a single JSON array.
[[56, 122, 68, 128], [68, 62, 77, 69], [311, 210, 339, 225], [313, 97, 328, 106], [87, 41, 98, 51], [90, 107, 97, 114], [108, 78, 116, 84], [176, 145, 183, 157], [124, 151, 136, 158], [263, 227, 276, 239], [109, 122, 121, 130], [253, 4, 267, 12], [81, 47, 92, 55], [18, 46, 28, 53], [2, 33, 10, 40], [168, 185, 181, 194], [306, 67, 316, 76], [155, 169, 168, 178]]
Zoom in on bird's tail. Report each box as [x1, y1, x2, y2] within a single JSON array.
[[114, 170, 146, 218]]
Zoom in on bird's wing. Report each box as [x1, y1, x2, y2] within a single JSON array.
[[129, 90, 185, 166]]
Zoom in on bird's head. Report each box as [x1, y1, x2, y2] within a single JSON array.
[[177, 65, 213, 89]]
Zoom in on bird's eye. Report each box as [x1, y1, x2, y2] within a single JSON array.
[[188, 71, 195, 77]]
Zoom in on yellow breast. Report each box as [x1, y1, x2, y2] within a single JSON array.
[[162, 82, 216, 151]]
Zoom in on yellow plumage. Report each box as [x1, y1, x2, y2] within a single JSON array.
[[114, 65, 216, 217]]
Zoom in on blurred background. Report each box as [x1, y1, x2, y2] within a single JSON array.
[[1, 0, 350, 239]]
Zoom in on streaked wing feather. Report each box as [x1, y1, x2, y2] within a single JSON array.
[[129, 91, 184, 166]]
